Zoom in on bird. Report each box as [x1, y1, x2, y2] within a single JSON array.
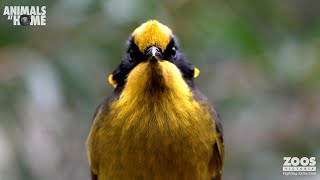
[[86, 20, 224, 180]]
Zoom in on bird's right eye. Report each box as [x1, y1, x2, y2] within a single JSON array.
[[129, 50, 135, 61], [127, 41, 143, 62], [129, 48, 142, 62]]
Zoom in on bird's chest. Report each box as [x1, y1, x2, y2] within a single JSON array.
[[97, 99, 214, 179]]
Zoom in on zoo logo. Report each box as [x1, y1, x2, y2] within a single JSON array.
[[283, 157, 316, 176]]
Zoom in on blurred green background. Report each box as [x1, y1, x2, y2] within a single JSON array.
[[0, 0, 320, 180]]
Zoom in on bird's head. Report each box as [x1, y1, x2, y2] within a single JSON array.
[[109, 20, 200, 95]]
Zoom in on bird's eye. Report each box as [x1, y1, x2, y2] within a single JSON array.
[[171, 47, 176, 58], [129, 50, 135, 61]]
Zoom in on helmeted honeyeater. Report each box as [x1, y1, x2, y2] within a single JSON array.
[[86, 20, 224, 180]]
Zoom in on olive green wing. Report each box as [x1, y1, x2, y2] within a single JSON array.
[[86, 93, 119, 180], [210, 113, 224, 180], [193, 89, 224, 180], [87, 102, 106, 180]]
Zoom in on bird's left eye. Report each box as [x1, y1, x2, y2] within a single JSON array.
[[171, 47, 176, 58]]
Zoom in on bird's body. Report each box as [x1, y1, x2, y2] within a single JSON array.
[[86, 20, 224, 180]]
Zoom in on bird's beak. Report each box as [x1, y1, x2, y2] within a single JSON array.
[[145, 46, 162, 61]]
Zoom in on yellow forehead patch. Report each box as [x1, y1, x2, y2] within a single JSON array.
[[132, 20, 172, 52]]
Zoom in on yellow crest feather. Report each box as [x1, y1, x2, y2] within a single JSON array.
[[132, 20, 172, 52]]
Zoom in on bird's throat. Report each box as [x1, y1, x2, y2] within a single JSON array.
[[123, 61, 190, 97], [145, 61, 167, 94]]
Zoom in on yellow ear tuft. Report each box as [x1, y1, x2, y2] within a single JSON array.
[[108, 74, 117, 88], [194, 67, 200, 78]]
